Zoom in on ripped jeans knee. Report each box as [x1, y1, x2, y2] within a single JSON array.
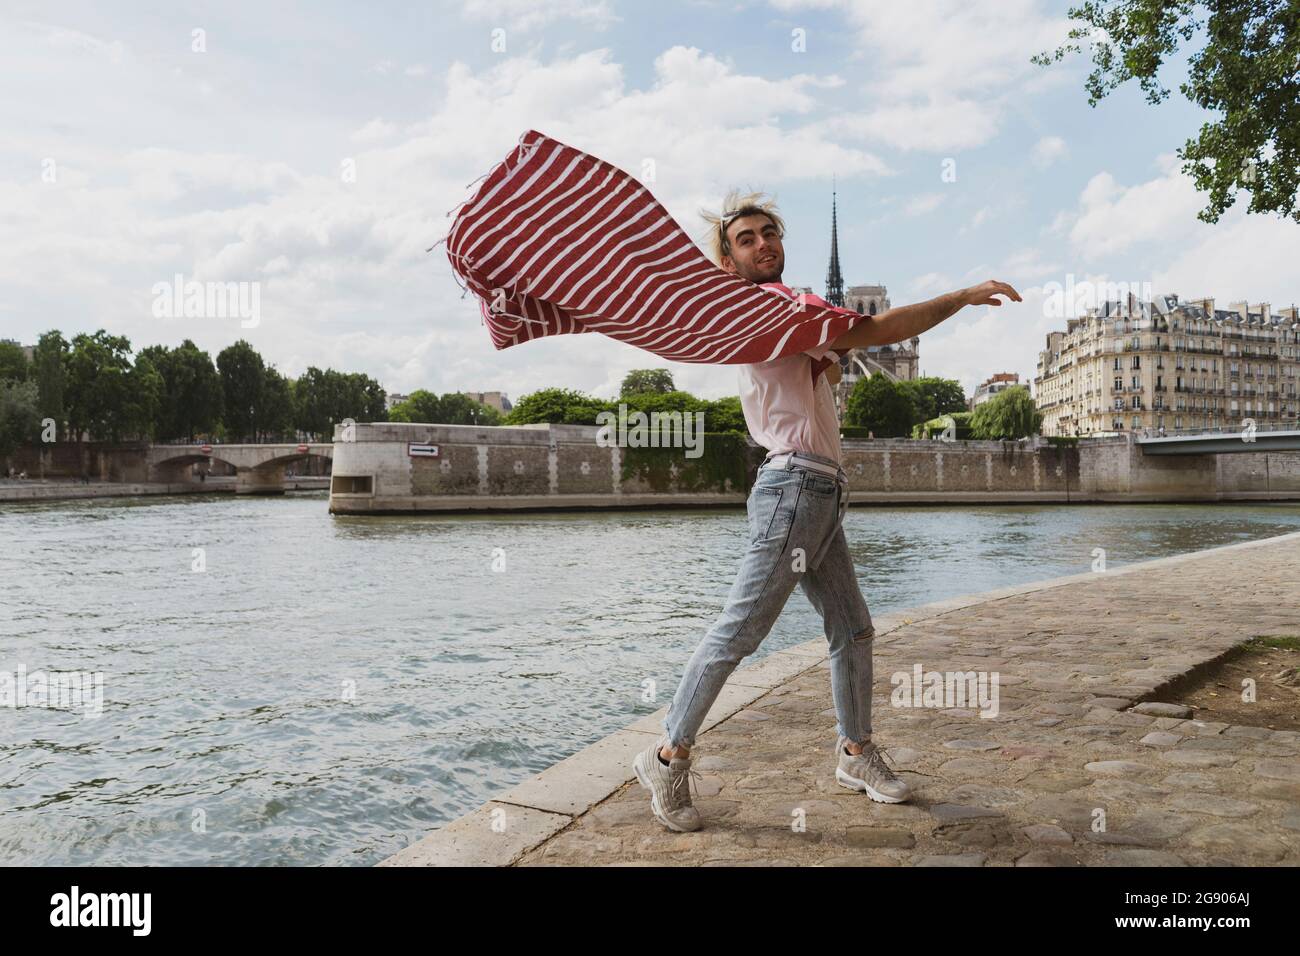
[[851, 624, 875, 644]]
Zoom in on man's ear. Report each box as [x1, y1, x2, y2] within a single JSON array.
[[720, 255, 736, 274]]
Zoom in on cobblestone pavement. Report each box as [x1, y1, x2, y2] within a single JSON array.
[[515, 535, 1300, 866]]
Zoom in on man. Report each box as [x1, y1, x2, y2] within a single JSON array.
[[633, 190, 1020, 831]]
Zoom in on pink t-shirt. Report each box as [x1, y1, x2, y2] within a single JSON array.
[[737, 284, 843, 464]]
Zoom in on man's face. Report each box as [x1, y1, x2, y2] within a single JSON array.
[[721, 213, 784, 283]]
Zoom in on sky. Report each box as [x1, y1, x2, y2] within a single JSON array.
[[3, 0, 1298, 402]]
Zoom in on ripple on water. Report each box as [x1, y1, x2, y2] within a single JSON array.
[[3, 495, 1299, 864]]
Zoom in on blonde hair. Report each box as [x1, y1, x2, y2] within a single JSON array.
[[698, 189, 786, 267]]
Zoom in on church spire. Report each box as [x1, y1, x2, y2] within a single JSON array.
[[825, 180, 845, 308]]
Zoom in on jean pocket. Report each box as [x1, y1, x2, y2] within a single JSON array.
[[802, 474, 838, 496], [748, 486, 785, 544]]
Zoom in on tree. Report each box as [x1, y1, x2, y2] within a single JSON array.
[[620, 369, 676, 395], [139, 340, 223, 441], [617, 390, 705, 417], [434, 393, 501, 425], [702, 395, 747, 433], [504, 387, 610, 425], [65, 330, 138, 442], [388, 389, 442, 423], [31, 331, 68, 440], [1034, 0, 1300, 223], [0, 379, 40, 464], [0, 340, 28, 383], [844, 373, 916, 437], [292, 367, 387, 440], [898, 376, 967, 425], [970, 386, 1042, 440], [260, 366, 294, 441], [388, 390, 500, 425], [124, 352, 164, 441], [348, 373, 388, 424], [217, 341, 266, 442]]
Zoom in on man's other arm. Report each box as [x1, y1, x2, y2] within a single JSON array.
[[826, 280, 1021, 351]]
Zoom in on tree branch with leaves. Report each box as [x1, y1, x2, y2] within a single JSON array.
[[1033, 0, 1299, 223]]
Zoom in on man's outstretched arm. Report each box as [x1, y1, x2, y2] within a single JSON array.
[[826, 280, 1022, 351]]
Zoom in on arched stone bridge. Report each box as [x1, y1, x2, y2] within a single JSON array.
[[146, 443, 332, 494]]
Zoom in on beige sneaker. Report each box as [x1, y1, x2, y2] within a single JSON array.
[[834, 735, 912, 803], [633, 739, 703, 832]]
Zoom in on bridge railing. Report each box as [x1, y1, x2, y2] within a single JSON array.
[[1135, 419, 1300, 440]]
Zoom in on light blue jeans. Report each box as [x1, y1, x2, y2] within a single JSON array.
[[662, 453, 875, 750]]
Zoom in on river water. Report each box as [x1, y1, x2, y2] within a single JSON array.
[[2, 492, 1298, 865]]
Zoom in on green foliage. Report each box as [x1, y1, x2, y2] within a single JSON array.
[[31, 331, 68, 439], [1034, 0, 1300, 224], [261, 366, 294, 439], [898, 376, 967, 424], [0, 379, 41, 460], [969, 386, 1042, 440], [65, 330, 158, 443], [701, 395, 747, 433], [0, 340, 28, 383], [843, 372, 916, 437], [388, 389, 438, 423], [127, 352, 165, 442], [217, 341, 265, 442], [390, 390, 501, 425], [912, 410, 974, 439], [506, 386, 750, 434], [620, 432, 759, 493], [138, 340, 223, 441], [616, 390, 704, 417], [292, 366, 387, 441], [504, 387, 609, 425], [620, 368, 676, 395]]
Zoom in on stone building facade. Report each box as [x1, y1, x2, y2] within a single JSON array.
[[1034, 295, 1300, 437]]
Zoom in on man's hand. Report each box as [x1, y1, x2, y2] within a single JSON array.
[[964, 280, 1022, 307], [824, 361, 842, 386]]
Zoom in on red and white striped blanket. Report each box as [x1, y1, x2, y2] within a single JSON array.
[[442, 130, 868, 381]]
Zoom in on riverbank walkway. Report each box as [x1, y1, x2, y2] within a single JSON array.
[[380, 530, 1300, 867]]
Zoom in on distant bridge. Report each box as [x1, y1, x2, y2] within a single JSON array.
[[147, 443, 332, 494], [1135, 420, 1300, 455]]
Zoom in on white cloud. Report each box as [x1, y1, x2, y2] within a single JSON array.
[[1062, 155, 1204, 259], [0, 43, 890, 398], [1153, 213, 1300, 310], [833, 95, 999, 152], [776, 0, 1074, 151], [1031, 135, 1066, 168], [909, 272, 952, 296], [904, 193, 945, 216], [25, 21, 126, 64], [958, 205, 993, 235], [460, 0, 619, 30], [350, 118, 398, 144], [999, 247, 1061, 282], [921, 286, 1056, 393]]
